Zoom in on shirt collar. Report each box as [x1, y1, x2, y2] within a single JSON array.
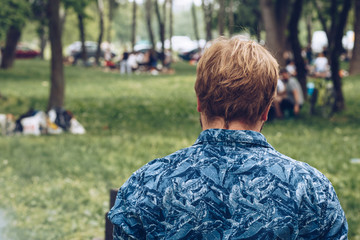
[[194, 128, 273, 149]]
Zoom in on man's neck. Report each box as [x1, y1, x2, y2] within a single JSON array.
[[200, 114, 264, 132]]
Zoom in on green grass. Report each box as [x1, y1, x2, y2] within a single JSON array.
[[0, 59, 359, 239]]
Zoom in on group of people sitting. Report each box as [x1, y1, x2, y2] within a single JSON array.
[[105, 48, 172, 75], [268, 51, 330, 120]]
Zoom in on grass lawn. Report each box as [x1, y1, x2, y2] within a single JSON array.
[[0, 59, 359, 239]]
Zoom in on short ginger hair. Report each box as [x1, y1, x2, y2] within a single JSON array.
[[195, 36, 279, 127]]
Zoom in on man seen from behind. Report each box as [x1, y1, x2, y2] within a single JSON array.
[[108, 36, 348, 239]]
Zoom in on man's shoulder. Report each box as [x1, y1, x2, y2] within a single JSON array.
[[265, 150, 331, 188], [130, 145, 199, 179]]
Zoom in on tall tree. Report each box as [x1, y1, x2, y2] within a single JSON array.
[[96, 0, 105, 66], [168, 0, 173, 54], [228, 0, 234, 37], [63, 0, 92, 65], [202, 0, 213, 42], [145, 0, 156, 50], [244, 0, 262, 40], [312, 0, 331, 49], [131, 0, 137, 52], [192, 2, 201, 46], [304, 4, 313, 47], [1, 26, 22, 69], [47, 0, 65, 110], [0, 0, 30, 69], [232, 0, 261, 41], [77, 13, 87, 64], [288, 0, 307, 97], [329, 0, 351, 111], [313, 0, 352, 111], [154, 0, 167, 66], [350, 0, 360, 75], [107, 0, 115, 42], [259, 0, 289, 67], [218, 0, 225, 36], [31, 0, 48, 60]]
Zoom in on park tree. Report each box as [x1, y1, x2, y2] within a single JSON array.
[[107, 0, 119, 42], [154, 0, 174, 66], [168, 0, 173, 54], [131, 0, 137, 51], [313, 0, 352, 111], [192, 2, 201, 46], [145, 0, 156, 50], [202, 0, 214, 41], [234, 0, 262, 41], [350, 0, 360, 75], [0, 0, 30, 69], [227, 0, 235, 36], [303, 0, 314, 47], [76, 5, 87, 65], [47, 0, 65, 110], [154, 0, 167, 65], [218, 0, 225, 36], [288, 0, 308, 96], [96, 0, 105, 66], [259, 0, 289, 67], [30, 0, 48, 60], [64, 0, 93, 65]]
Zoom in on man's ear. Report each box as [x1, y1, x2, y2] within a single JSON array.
[[261, 104, 272, 122], [197, 97, 202, 112]]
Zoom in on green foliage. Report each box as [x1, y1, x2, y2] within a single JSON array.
[[225, 0, 260, 36], [0, 60, 359, 239], [0, 0, 31, 40], [63, 0, 94, 16], [174, 5, 205, 39], [113, 1, 141, 43], [62, 3, 106, 47]]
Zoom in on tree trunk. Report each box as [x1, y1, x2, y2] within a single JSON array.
[[275, 0, 289, 50], [312, 0, 329, 39], [131, 0, 137, 52], [169, 0, 173, 53], [228, 0, 234, 37], [218, 0, 225, 36], [39, 24, 47, 60], [47, 0, 65, 110], [202, 0, 213, 42], [328, 0, 338, 51], [288, 0, 307, 98], [145, 0, 156, 50], [107, 0, 115, 43], [154, 0, 166, 66], [254, 8, 262, 43], [96, 0, 104, 66], [306, 13, 312, 47], [330, 0, 351, 111], [78, 14, 87, 65], [259, 0, 287, 67], [0, 25, 22, 69], [36, 6, 48, 60], [192, 2, 200, 47], [350, 0, 360, 75], [168, 0, 173, 65]]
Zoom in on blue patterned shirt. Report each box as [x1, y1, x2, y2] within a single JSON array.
[[108, 129, 348, 239]]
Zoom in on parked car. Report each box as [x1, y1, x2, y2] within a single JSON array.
[[66, 41, 116, 65], [15, 45, 40, 59]]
